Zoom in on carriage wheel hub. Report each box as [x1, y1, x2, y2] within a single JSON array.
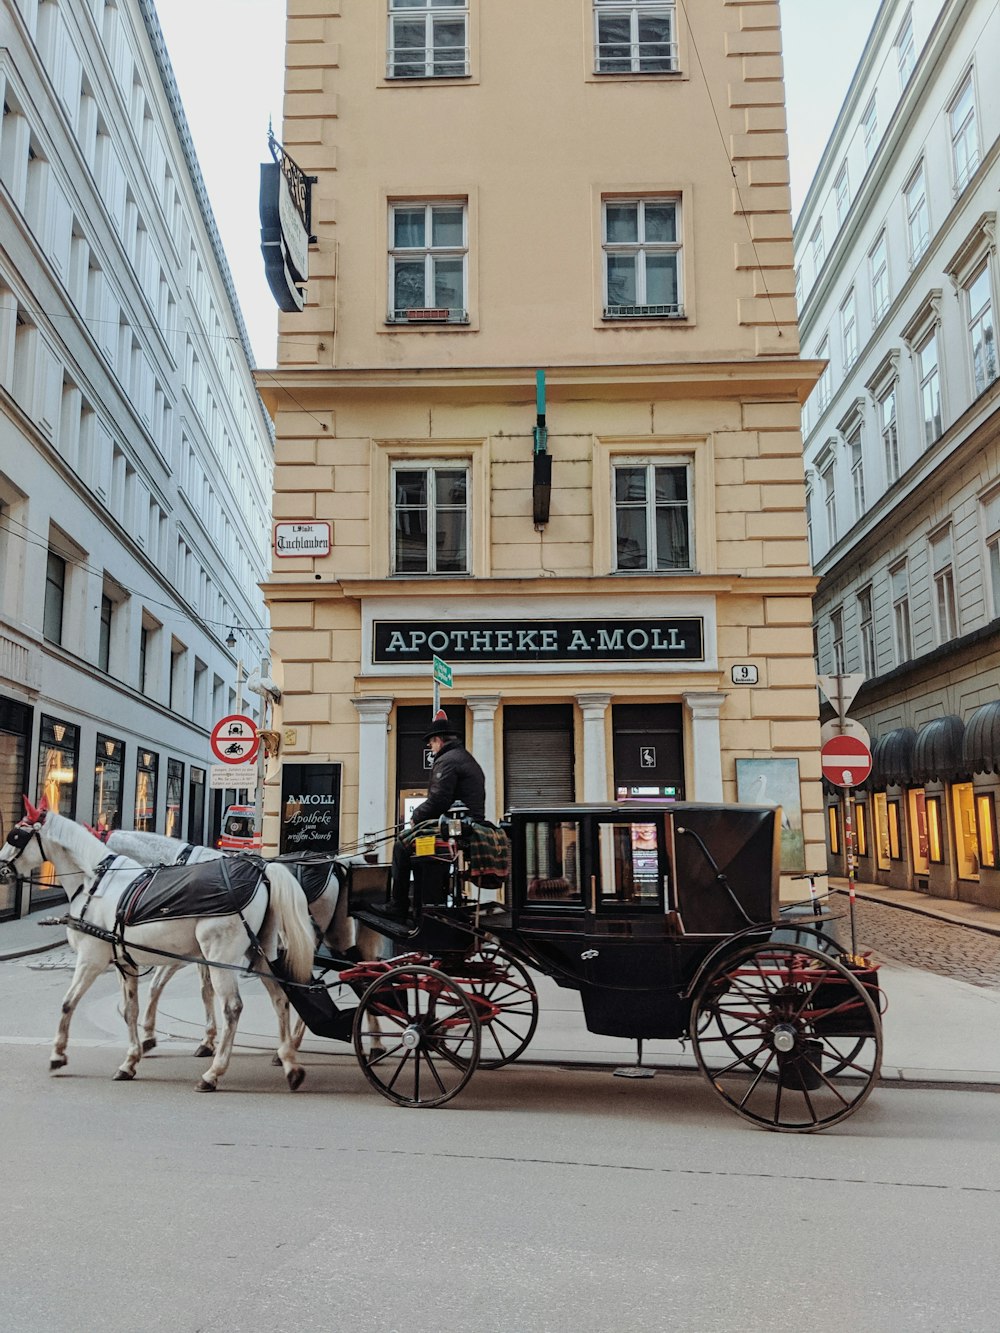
[[772, 1023, 797, 1053], [401, 1025, 422, 1050]]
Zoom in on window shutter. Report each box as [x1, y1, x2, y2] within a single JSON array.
[[505, 727, 574, 807]]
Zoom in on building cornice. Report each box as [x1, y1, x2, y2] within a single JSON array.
[[257, 359, 824, 410], [261, 574, 819, 602]]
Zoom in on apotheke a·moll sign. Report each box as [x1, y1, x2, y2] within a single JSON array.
[[373, 618, 704, 665]]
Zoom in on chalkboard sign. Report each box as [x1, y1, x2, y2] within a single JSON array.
[[279, 763, 342, 855]]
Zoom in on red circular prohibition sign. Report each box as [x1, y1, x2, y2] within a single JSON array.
[[820, 734, 872, 788]]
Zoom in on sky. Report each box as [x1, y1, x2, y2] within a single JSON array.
[[155, 0, 878, 369]]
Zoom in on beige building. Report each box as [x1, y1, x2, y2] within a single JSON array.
[[258, 0, 823, 876]]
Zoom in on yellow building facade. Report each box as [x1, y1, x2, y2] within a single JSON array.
[[259, 0, 824, 876]]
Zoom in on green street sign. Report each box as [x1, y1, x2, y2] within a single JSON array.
[[432, 655, 453, 688]]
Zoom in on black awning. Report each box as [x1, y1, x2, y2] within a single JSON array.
[[962, 699, 1000, 775], [912, 714, 968, 783], [870, 727, 917, 788]]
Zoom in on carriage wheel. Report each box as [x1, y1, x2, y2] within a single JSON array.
[[451, 947, 539, 1069], [352, 964, 481, 1108], [690, 942, 881, 1133]]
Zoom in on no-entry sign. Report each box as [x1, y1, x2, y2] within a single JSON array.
[[821, 734, 872, 787], [210, 714, 259, 765]]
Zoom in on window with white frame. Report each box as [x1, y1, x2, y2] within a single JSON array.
[[392, 462, 469, 574], [613, 460, 692, 572], [879, 382, 900, 483], [949, 72, 979, 193], [848, 423, 865, 519], [810, 221, 825, 277], [862, 97, 878, 165], [904, 163, 929, 264], [815, 337, 831, 413], [602, 198, 682, 318], [890, 560, 912, 663], [895, 9, 915, 89], [594, 1, 677, 74], [834, 163, 850, 225], [858, 585, 876, 677], [870, 231, 889, 322], [982, 488, 1000, 619], [841, 288, 858, 369], [830, 607, 846, 673], [965, 261, 997, 395], [917, 328, 942, 443], [930, 526, 958, 643], [386, 0, 469, 80], [822, 457, 837, 546], [388, 201, 467, 323]]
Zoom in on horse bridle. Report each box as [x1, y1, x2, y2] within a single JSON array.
[[0, 819, 47, 879]]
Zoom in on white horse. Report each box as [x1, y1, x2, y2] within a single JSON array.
[[0, 800, 315, 1092], [92, 827, 378, 1057]]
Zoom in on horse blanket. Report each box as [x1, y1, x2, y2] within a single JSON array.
[[271, 851, 341, 904], [115, 854, 266, 928]]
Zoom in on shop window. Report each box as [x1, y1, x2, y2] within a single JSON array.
[[975, 792, 997, 868], [908, 788, 929, 873], [135, 748, 158, 832], [165, 757, 183, 839], [524, 820, 582, 904], [887, 800, 902, 860], [92, 734, 123, 831], [855, 801, 869, 857], [949, 782, 979, 879], [926, 795, 944, 863], [827, 804, 840, 856], [38, 714, 78, 816], [188, 766, 206, 845], [873, 792, 891, 870]]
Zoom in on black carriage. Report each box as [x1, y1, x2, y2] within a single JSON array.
[[283, 803, 883, 1133]]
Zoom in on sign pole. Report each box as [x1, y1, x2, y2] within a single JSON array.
[[433, 677, 440, 717], [844, 780, 858, 960]]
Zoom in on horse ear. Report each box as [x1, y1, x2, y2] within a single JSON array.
[[38, 796, 49, 813]]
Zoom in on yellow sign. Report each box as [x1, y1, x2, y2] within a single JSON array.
[[414, 835, 437, 857]]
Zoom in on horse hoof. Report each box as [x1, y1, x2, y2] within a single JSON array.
[[194, 1044, 215, 1058], [195, 1078, 216, 1092], [113, 1068, 136, 1081], [271, 1053, 282, 1067], [49, 1058, 67, 1072], [286, 1067, 305, 1092], [141, 1038, 157, 1053]]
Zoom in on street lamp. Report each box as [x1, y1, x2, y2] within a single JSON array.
[[226, 627, 237, 650]]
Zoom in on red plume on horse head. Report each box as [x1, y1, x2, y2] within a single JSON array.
[[22, 795, 49, 823]]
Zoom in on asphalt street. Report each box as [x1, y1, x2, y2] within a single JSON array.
[[2, 954, 1000, 1333]]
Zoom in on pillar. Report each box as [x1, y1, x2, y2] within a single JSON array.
[[576, 692, 612, 802], [466, 693, 501, 821], [351, 695, 393, 841], [683, 691, 727, 801]]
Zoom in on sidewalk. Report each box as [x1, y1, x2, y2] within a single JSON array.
[[5, 904, 998, 1087], [829, 875, 1000, 936]]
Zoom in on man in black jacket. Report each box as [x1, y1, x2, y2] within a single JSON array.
[[384, 711, 486, 919]]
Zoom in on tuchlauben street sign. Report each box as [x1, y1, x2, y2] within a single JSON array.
[[373, 618, 704, 665]]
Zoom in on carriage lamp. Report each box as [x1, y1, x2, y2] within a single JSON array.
[[447, 816, 463, 839]]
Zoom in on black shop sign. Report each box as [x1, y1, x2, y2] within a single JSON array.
[[373, 618, 704, 665], [279, 763, 342, 855]]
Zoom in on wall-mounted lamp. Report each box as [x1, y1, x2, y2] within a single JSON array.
[[103, 739, 116, 758], [226, 627, 237, 650], [52, 723, 66, 743]]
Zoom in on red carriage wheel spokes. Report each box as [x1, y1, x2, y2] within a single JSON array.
[[449, 948, 539, 1069], [690, 942, 882, 1133], [352, 965, 481, 1107]]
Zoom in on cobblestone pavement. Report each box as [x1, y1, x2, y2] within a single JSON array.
[[832, 893, 1000, 991]]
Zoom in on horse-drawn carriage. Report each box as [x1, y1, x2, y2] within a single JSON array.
[[0, 799, 883, 1131], [281, 801, 884, 1132]]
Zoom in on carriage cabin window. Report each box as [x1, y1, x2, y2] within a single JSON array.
[[597, 820, 661, 905], [392, 462, 470, 575], [524, 820, 582, 903]]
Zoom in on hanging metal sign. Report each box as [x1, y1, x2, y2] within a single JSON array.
[[259, 130, 316, 313]]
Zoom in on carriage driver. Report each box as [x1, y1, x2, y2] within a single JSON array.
[[383, 710, 487, 920]]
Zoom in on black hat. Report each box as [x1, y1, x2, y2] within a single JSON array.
[[423, 710, 458, 744]]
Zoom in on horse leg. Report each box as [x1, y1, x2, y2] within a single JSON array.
[[272, 1014, 306, 1064], [51, 946, 111, 1072], [194, 968, 242, 1092], [257, 972, 305, 1089], [114, 967, 143, 1081], [142, 963, 181, 1052], [194, 963, 218, 1058]]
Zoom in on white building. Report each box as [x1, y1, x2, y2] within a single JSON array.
[[0, 0, 272, 917], [796, 0, 1000, 907]]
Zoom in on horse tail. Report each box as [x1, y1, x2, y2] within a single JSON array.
[[264, 863, 315, 983]]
